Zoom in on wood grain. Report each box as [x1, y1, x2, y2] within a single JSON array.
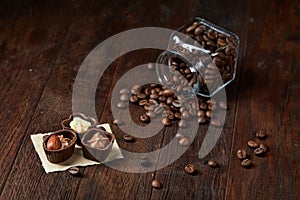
[[0, 0, 299, 199]]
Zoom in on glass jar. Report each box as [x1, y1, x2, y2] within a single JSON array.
[[156, 17, 240, 97]]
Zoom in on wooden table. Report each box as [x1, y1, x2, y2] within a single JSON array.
[[0, 0, 299, 199]]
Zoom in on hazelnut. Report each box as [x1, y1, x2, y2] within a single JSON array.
[[46, 135, 62, 150]]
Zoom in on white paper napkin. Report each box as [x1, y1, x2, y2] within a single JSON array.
[[31, 123, 123, 173]]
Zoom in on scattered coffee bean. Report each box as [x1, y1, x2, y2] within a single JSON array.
[[254, 147, 265, 156], [198, 116, 206, 124], [162, 118, 171, 126], [256, 129, 267, 139], [68, 166, 80, 176], [247, 140, 259, 148], [184, 163, 196, 174], [151, 179, 162, 189], [140, 114, 150, 123], [208, 160, 218, 168], [241, 159, 252, 168], [236, 149, 247, 160], [179, 137, 190, 146], [123, 135, 135, 143], [259, 143, 268, 152]]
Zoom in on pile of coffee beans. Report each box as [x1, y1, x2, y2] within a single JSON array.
[[182, 21, 238, 85], [117, 84, 227, 128], [236, 130, 268, 168]]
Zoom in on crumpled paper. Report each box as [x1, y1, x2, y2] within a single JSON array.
[[31, 123, 123, 173]]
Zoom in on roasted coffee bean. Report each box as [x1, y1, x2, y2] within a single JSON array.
[[241, 159, 252, 168], [139, 99, 148, 106], [117, 102, 126, 109], [166, 97, 174, 105], [131, 85, 141, 94], [184, 163, 196, 174], [172, 100, 181, 108], [150, 93, 159, 99], [198, 110, 205, 117], [236, 149, 247, 160], [68, 167, 80, 176], [259, 143, 268, 152], [144, 88, 151, 96], [140, 114, 150, 123], [175, 112, 181, 119], [208, 103, 217, 111], [158, 96, 166, 102], [163, 89, 173, 97], [148, 99, 158, 105], [179, 137, 190, 146], [218, 101, 228, 110], [144, 104, 154, 111], [247, 140, 258, 148], [120, 93, 129, 102], [178, 120, 187, 128], [140, 157, 151, 167], [120, 88, 130, 94], [206, 110, 212, 118], [130, 95, 139, 103], [198, 116, 206, 124], [254, 147, 265, 156], [256, 129, 267, 139], [123, 135, 135, 143], [137, 93, 147, 99], [208, 160, 218, 168], [199, 102, 208, 110], [151, 179, 162, 189], [162, 118, 171, 126]]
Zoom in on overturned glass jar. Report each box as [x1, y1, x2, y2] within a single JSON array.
[[157, 17, 240, 97]]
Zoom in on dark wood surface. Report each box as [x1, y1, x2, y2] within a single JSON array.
[[0, 0, 299, 199]]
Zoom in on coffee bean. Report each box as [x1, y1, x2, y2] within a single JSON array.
[[131, 85, 141, 95], [254, 147, 265, 156], [163, 89, 173, 97], [184, 163, 196, 174], [198, 116, 206, 124], [208, 103, 217, 111], [241, 159, 252, 168], [149, 99, 158, 105], [130, 95, 139, 103], [158, 96, 166, 102], [236, 149, 247, 160], [198, 110, 205, 117], [172, 100, 182, 108], [175, 112, 181, 119], [140, 114, 150, 123], [120, 93, 129, 102], [208, 160, 218, 168], [150, 93, 158, 99], [119, 88, 130, 94], [162, 118, 171, 126], [151, 179, 162, 189], [137, 93, 147, 99], [259, 143, 268, 152], [247, 140, 259, 148], [206, 110, 212, 118], [123, 135, 135, 143], [218, 101, 228, 110], [179, 137, 189, 146], [166, 97, 173, 105], [139, 99, 148, 106], [256, 129, 267, 139], [68, 167, 80, 176]]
